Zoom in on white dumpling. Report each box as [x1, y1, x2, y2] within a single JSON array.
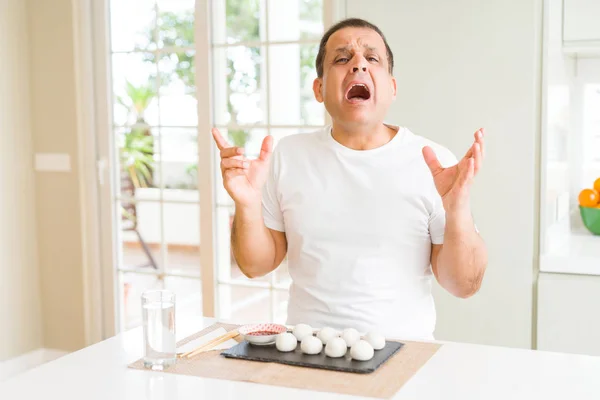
[[364, 332, 386, 350], [275, 332, 297, 352], [325, 337, 347, 358], [292, 323, 313, 341], [316, 327, 339, 345], [301, 336, 323, 355], [350, 340, 374, 361], [341, 328, 360, 347]]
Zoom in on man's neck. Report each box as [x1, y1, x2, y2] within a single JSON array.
[[331, 121, 397, 150]]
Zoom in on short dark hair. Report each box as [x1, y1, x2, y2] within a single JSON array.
[[315, 18, 394, 78]]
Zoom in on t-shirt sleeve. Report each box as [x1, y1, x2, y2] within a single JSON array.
[[428, 147, 459, 244], [261, 146, 285, 232]]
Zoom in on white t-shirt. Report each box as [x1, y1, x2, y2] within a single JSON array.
[[261, 124, 458, 340]]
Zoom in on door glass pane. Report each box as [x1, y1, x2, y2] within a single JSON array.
[[163, 199, 201, 277], [158, 51, 197, 126], [219, 285, 271, 323], [120, 272, 163, 330], [267, 0, 323, 42], [212, 0, 263, 44], [110, 0, 156, 52], [156, 0, 195, 49], [273, 289, 289, 324], [213, 46, 266, 125], [116, 125, 162, 272], [118, 199, 163, 271], [164, 276, 202, 320], [116, 127, 159, 196], [109, 0, 203, 334], [156, 128, 199, 193], [269, 44, 324, 126], [111, 53, 159, 127]]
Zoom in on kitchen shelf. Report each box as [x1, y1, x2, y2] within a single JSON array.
[[540, 231, 600, 275]]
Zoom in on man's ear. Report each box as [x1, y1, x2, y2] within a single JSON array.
[[313, 77, 324, 103], [391, 76, 397, 100]]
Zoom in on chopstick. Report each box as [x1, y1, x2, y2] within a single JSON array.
[[181, 329, 240, 359]]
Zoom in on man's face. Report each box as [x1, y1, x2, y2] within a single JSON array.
[[313, 27, 397, 128]]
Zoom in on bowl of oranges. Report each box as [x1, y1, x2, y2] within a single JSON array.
[[578, 178, 600, 235]]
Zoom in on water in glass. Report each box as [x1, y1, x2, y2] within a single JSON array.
[[142, 290, 176, 370]]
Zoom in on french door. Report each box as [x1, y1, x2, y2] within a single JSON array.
[[95, 0, 337, 335]]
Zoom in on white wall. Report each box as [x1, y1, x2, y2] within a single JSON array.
[[0, 0, 43, 360], [28, 0, 89, 351], [346, 0, 542, 348]]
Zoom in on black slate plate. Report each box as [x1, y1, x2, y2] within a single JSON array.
[[221, 340, 404, 374]]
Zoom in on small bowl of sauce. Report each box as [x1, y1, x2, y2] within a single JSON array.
[[239, 323, 287, 345]]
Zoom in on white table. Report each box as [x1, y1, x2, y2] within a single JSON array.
[[2, 317, 600, 399]]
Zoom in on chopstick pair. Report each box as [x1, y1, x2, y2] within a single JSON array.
[[179, 329, 240, 359]]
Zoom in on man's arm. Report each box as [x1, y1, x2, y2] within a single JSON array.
[[210, 127, 288, 279], [430, 210, 487, 298], [423, 128, 488, 299], [231, 203, 288, 278]]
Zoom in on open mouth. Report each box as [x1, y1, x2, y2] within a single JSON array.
[[346, 83, 371, 101]]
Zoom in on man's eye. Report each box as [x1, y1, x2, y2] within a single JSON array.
[[336, 58, 349, 63], [368, 57, 378, 62]]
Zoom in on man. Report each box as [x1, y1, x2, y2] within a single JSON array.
[[211, 18, 487, 340]]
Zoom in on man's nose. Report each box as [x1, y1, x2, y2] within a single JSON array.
[[350, 56, 368, 73]]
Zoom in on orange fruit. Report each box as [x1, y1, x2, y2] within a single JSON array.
[[579, 188, 600, 207], [594, 177, 600, 193]]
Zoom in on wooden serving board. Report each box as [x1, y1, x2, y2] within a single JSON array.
[[221, 340, 404, 374]]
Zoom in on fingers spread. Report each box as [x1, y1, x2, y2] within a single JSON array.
[[220, 146, 245, 159], [212, 127, 230, 150], [477, 128, 485, 159], [259, 135, 274, 162], [458, 157, 475, 187], [422, 146, 443, 175], [221, 158, 250, 171], [464, 128, 485, 160], [473, 142, 482, 174]]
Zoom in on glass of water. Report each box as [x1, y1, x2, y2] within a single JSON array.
[[142, 289, 176, 370]]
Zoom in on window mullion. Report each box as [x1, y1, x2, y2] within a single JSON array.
[[153, 1, 167, 280], [264, 0, 277, 303]]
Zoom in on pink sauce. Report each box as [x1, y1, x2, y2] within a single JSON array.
[[246, 330, 280, 336]]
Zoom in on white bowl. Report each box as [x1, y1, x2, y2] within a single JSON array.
[[238, 323, 287, 345]]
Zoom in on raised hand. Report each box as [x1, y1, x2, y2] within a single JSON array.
[[212, 128, 273, 208], [422, 128, 485, 213]]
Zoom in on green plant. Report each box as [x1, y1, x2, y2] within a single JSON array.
[[116, 79, 157, 188], [228, 129, 250, 148], [185, 162, 197, 177], [120, 127, 155, 188], [117, 80, 157, 123], [139, 10, 195, 93]]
